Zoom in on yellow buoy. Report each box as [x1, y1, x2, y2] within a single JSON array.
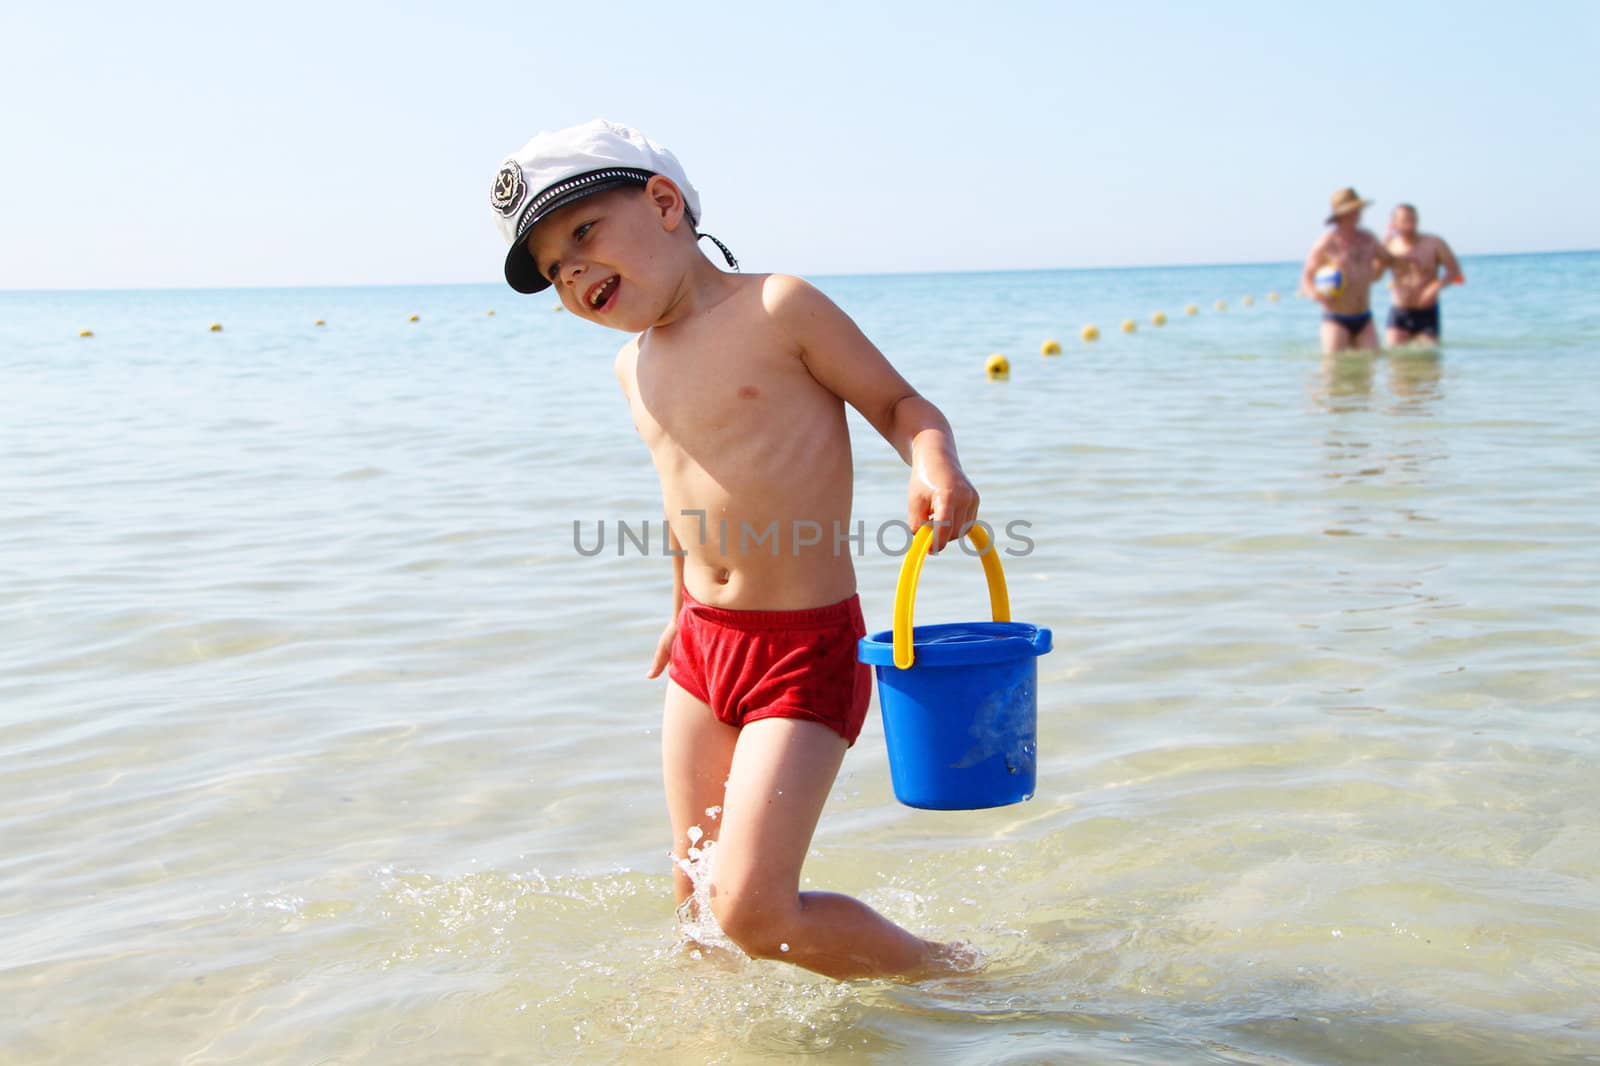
[[486, 309, 496, 316], [79, 329, 94, 338], [1151, 311, 1168, 327], [1268, 291, 1280, 303], [209, 322, 223, 332], [1121, 319, 1137, 334], [984, 353, 1010, 380], [314, 319, 325, 326], [1081, 324, 1100, 343], [1185, 303, 1199, 316], [408, 313, 420, 322], [1040, 339, 1062, 356], [1214, 299, 1228, 312], [1242, 295, 1255, 307]]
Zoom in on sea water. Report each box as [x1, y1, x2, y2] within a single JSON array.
[[2, 255, 1597, 1064]]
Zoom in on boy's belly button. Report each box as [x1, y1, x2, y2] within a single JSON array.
[[713, 567, 730, 585]]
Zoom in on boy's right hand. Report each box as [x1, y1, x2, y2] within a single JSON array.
[[646, 620, 678, 679]]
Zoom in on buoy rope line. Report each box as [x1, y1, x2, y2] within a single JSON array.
[[69, 291, 1289, 344], [987, 288, 1291, 377]]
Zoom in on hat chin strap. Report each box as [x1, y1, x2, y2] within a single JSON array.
[[697, 232, 739, 272]]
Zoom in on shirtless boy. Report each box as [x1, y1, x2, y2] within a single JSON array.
[[1300, 187, 1393, 353], [1384, 203, 1463, 347], [489, 120, 980, 980]]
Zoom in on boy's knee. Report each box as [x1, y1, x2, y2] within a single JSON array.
[[709, 887, 793, 959]]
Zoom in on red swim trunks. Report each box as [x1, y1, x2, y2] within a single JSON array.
[[668, 587, 873, 746]]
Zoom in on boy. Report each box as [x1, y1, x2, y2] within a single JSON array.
[[489, 120, 980, 980]]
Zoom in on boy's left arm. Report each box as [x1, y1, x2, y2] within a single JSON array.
[[767, 275, 978, 553]]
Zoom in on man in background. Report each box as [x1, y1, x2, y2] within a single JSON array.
[[1301, 187, 1392, 353], [1384, 203, 1463, 347]]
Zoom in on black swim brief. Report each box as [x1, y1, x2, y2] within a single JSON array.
[[1387, 305, 1440, 338], [1323, 311, 1373, 337]]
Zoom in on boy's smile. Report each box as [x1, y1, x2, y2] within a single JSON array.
[[585, 275, 621, 313]]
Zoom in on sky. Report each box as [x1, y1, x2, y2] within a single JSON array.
[[2, 0, 1596, 290]]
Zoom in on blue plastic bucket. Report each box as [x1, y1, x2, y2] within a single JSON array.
[[858, 524, 1053, 810]]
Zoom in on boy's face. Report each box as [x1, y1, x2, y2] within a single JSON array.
[[525, 180, 687, 331]]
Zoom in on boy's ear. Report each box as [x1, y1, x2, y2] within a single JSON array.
[[643, 174, 688, 232]]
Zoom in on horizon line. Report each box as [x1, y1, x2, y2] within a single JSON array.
[[3, 247, 1595, 296]]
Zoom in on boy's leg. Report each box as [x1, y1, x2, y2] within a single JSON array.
[[662, 679, 739, 907], [709, 717, 952, 980]]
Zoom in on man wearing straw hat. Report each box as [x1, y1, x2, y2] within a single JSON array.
[[1300, 187, 1394, 353]]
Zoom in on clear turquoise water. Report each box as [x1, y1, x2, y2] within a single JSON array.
[[2, 254, 1597, 1064]]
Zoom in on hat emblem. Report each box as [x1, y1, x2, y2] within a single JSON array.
[[490, 163, 526, 217]]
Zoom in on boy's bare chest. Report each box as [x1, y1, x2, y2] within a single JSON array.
[[626, 341, 814, 452]]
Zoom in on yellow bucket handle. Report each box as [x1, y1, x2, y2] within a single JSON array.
[[892, 523, 1011, 669]]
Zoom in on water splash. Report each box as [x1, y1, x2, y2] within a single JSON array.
[[673, 826, 733, 952]]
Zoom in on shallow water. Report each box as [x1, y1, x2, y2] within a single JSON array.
[[3, 255, 1598, 1064]]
